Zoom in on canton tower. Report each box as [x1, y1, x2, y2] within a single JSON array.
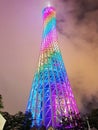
[[26, 3, 79, 128]]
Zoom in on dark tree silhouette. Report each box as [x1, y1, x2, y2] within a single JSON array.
[[88, 108, 98, 129], [2, 111, 32, 130], [23, 111, 32, 130], [0, 94, 3, 111]]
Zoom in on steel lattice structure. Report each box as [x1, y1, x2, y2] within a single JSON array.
[[26, 6, 79, 128]]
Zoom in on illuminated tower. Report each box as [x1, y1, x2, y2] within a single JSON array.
[[26, 6, 79, 128]]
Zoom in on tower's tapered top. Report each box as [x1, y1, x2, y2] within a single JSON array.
[[42, 6, 56, 20], [41, 6, 57, 52], [42, 6, 55, 14]]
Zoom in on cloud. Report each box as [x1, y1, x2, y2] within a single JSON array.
[[75, 0, 98, 21], [70, 72, 98, 113], [81, 94, 98, 113], [54, 0, 98, 49]]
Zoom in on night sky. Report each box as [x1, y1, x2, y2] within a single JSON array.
[[0, 0, 98, 114]]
